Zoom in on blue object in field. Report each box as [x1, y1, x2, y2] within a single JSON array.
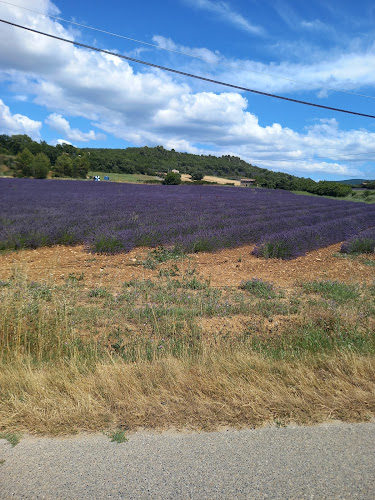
[[104, 176, 109, 180]]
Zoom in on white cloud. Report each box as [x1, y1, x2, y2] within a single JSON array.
[[0, 99, 42, 139], [0, 0, 373, 178], [300, 19, 330, 32], [45, 113, 105, 142], [183, 0, 265, 35], [53, 138, 73, 146], [152, 36, 221, 64]]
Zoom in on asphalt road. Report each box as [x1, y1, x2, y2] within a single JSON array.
[[1, 422, 374, 499]]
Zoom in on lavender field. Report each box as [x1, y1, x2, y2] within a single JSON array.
[[1, 178, 374, 258]]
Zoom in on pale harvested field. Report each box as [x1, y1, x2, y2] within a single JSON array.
[[180, 173, 240, 185]]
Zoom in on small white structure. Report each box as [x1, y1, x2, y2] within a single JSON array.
[[93, 175, 101, 181], [171, 169, 180, 174]]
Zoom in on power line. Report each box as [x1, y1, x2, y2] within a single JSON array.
[[1, 0, 375, 101], [1, 18, 375, 120]]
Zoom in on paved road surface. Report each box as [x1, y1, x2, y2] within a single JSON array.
[[1, 422, 374, 499]]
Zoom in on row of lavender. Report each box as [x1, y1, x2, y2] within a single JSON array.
[[1, 179, 374, 258]]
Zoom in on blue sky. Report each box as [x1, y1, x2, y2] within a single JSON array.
[[1, 0, 375, 180]]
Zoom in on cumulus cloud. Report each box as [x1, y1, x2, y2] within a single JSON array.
[[0, 99, 42, 139], [45, 113, 105, 142], [0, 0, 373, 178]]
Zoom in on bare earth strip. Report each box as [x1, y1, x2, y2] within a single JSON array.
[[0, 242, 373, 291]]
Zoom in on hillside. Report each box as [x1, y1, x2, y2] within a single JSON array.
[[337, 179, 368, 186], [0, 134, 352, 196]]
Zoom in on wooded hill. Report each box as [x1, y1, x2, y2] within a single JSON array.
[[0, 134, 360, 196], [82, 145, 352, 195]]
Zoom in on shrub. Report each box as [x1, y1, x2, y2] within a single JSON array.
[[163, 172, 181, 185], [191, 170, 204, 181], [240, 278, 277, 298], [341, 228, 375, 254]]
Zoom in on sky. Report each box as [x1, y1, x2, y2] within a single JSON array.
[[0, 0, 375, 180]]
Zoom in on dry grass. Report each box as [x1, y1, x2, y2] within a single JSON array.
[[0, 257, 374, 435], [1, 352, 374, 435]]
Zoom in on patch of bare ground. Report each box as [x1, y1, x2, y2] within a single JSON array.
[[0, 242, 373, 291]]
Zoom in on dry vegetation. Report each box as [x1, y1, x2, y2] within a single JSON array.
[[0, 243, 374, 435]]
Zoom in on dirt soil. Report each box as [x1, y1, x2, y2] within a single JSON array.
[[0, 243, 373, 292]]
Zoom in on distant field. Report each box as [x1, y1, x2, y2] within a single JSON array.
[[1, 178, 374, 259], [293, 189, 375, 204], [88, 171, 162, 183]]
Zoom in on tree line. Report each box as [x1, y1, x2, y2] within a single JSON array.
[[0, 134, 89, 179], [0, 134, 364, 197]]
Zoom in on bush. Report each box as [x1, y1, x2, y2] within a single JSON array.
[[163, 172, 181, 185], [240, 278, 277, 298], [191, 170, 204, 181], [341, 228, 375, 254]]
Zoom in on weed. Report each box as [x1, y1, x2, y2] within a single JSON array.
[[0, 433, 20, 446], [108, 430, 128, 443], [143, 246, 185, 269], [250, 322, 375, 360], [274, 419, 287, 428], [182, 275, 208, 290], [158, 264, 180, 277], [67, 272, 85, 283], [28, 282, 52, 300], [302, 280, 360, 303], [0, 459, 5, 465], [361, 259, 375, 267], [240, 278, 278, 299], [88, 288, 112, 298]]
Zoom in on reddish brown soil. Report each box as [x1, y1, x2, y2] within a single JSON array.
[[0, 243, 373, 291]]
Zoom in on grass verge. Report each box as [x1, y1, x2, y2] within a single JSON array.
[[0, 266, 374, 435]]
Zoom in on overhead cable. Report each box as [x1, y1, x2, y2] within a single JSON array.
[[1, 18, 375, 119], [1, 0, 375, 101]]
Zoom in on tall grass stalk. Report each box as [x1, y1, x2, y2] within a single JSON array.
[[1, 270, 374, 434]]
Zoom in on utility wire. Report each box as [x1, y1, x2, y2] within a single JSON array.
[[1, 18, 375, 120], [1, 0, 375, 101]]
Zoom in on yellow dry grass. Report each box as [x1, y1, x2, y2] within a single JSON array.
[[1, 351, 374, 435], [180, 174, 240, 185]]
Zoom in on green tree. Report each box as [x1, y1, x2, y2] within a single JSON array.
[[73, 154, 90, 178], [16, 148, 34, 177], [163, 172, 181, 185], [10, 135, 34, 155], [32, 153, 50, 179], [191, 170, 204, 181], [53, 154, 74, 177]]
